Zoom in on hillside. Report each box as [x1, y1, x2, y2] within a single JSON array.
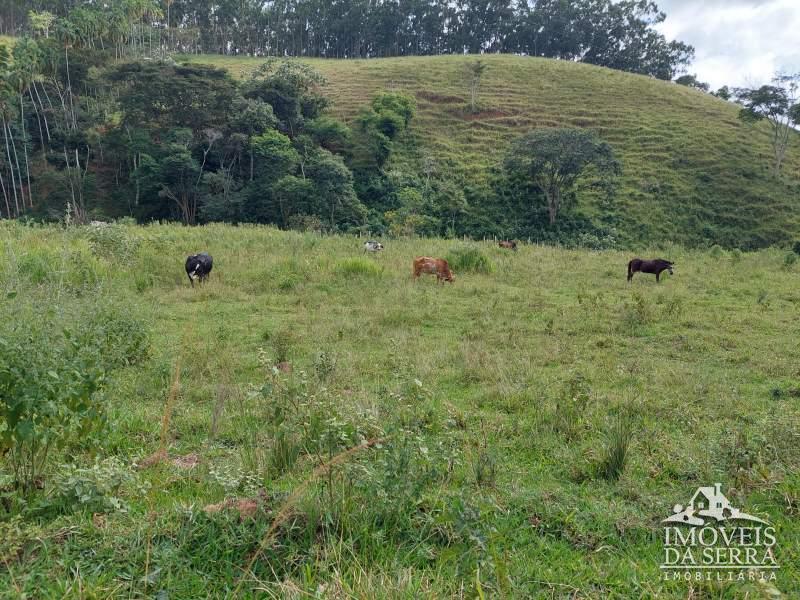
[[189, 54, 800, 248], [1, 222, 799, 596]]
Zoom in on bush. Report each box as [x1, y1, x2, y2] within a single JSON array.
[[287, 214, 324, 233], [0, 308, 149, 491], [83, 224, 141, 261], [82, 306, 151, 369], [51, 457, 141, 513], [621, 291, 653, 330], [792, 241, 800, 255], [0, 324, 106, 491], [783, 252, 797, 269], [269, 328, 296, 363], [445, 245, 493, 274]]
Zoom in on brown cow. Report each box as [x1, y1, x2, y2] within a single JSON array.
[[499, 240, 518, 251], [413, 257, 455, 284]]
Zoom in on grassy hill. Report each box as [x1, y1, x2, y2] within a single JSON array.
[[2, 222, 799, 597], [188, 54, 800, 248]]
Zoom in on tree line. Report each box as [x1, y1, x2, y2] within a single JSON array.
[[0, 25, 420, 229], [12, 1, 694, 80]]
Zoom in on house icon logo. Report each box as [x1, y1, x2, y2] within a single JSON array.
[[662, 482, 768, 526], [660, 483, 778, 583]]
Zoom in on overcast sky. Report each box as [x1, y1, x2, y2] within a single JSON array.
[[655, 0, 800, 89]]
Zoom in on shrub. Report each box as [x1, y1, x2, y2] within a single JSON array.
[[552, 372, 591, 440], [82, 306, 151, 368], [333, 258, 383, 279], [84, 224, 140, 261], [783, 252, 797, 269], [287, 214, 324, 233], [792, 241, 800, 256], [313, 350, 336, 380], [621, 291, 653, 330], [50, 457, 141, 513], [269, 328, 296, 363], [445, 245, 493, 274], [709, 244, 725, 258], [0, 325, 106, 491], [0, 308, 149, 491]]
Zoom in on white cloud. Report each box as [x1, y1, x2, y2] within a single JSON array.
[[655, 0, 800, 89]]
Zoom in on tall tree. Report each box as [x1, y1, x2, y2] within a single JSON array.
[[504, 128, 620, 225], [735, 75, 800, 175]]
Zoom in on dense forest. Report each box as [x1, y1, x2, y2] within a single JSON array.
[[0, 0, 639, 242], [6, 1, 693, 79]]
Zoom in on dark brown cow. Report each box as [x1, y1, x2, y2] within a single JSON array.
[[413, 257, 455, 284], [627, 258, 674, 283], [499, 240, 518, 251]]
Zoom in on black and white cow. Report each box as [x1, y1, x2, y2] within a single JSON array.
[[363, 240, 384, 253], [185, 253, 213, 286]]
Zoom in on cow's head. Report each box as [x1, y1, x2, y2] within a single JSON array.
[[445, 271, 455, 283]]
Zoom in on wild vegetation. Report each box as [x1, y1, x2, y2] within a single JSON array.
[[1, 221, 798, 597], [0, 1, 799, 248]]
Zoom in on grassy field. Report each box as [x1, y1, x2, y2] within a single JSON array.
[[182, 53, 800, 248], [1, 221, 798, 598]]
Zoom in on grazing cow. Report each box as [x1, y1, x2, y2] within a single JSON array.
[[363, 240, 384, 253], [627, 258, 673, 283], [413, 256, 455, 284], [185, 253, 213, 286], [499, 240, 518, 251]]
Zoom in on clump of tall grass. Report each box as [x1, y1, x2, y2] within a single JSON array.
[[83, 223, 141, 261], [267, 328, 296, 363], [472, 449, 498, 488], [445, 245, 493, 274], [594, 411, 635, 481], [333, 257, 383, 279], [620, 290, 654, 330], [551, 372, 591, 440]]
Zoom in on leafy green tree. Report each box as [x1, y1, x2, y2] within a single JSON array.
[[306, 149, 365, 228], [307, 116, 351, 155], [675, 74, 710, 92], [735, 75, 800, 174], [107, 62, 238, 135], [713, 86, 732, 101], [28, 10, 56, 38], [504, 128, 620, 225], [251, 129, 299, 179], [229, 97, 276, 181], [244, 59, 328, 137], [352, 92, 416, 170]]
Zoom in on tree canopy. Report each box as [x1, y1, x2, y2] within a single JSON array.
[[7, 0, 693, 80], [504, 128, 620, 225], [735, 75, 800, 174]]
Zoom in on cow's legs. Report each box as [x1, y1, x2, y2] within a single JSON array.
[[656, 272, 661, 283]]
